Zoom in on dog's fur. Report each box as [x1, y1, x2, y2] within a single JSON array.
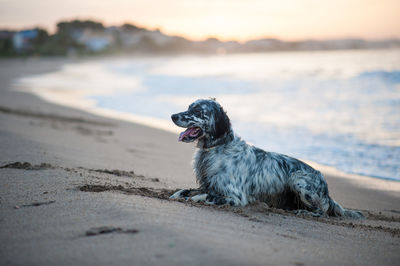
[[170, 99, 364, 218]]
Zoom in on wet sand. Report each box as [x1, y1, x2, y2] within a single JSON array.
[[0, 58, 399, 266]]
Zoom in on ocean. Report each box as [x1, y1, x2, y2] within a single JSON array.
[[16, 49, 400, 181]]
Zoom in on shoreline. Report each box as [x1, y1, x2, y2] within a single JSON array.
[[12, 56, 400, 183], [1, 57, 399, 265], [2, 56, 400, 199]]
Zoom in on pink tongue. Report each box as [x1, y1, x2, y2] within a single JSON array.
[[179, 128, 197, 141]]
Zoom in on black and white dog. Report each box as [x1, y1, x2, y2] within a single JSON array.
[[170, 99, 364, 218]]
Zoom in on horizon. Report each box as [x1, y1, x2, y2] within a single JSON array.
[[2, 17, 400, 43], [1, 0, 400, 42]]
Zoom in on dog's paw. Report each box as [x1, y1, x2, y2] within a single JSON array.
[[170, 189, 190, 199], [190, 193, 209, 203], [344, 210, 365, 219], [294, 209, 324, 218]]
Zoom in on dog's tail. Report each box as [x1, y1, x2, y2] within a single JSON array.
[[327, 197, 365, 219]]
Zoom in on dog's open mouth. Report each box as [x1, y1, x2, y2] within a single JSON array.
[[179, 127, 203, 142]]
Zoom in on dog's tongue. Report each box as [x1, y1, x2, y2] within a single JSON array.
[[179, 128, 197, 141]]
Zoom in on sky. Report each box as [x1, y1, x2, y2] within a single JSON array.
[[0, 0, 399, 41]]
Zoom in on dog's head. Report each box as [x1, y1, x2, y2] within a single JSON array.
[[171, 99, 232, 148]]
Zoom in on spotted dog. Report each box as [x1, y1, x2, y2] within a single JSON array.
[[170, 99, 364, 218]]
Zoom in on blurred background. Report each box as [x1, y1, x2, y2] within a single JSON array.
[[1, 0, 400, 181], [1, 0, 400, 56]]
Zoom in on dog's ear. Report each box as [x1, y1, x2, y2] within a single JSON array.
[[211, 104, 231, 139]]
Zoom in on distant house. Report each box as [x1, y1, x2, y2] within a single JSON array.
[[73, 29, 115, 52], [119, 30, 142, 47], [119, 27, 175, 50], [12, 29, 38, 52], [244, 38, 285, 52], [144, 29, 174, 46]]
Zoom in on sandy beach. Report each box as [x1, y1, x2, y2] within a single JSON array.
[[0, 58, 399, 266]]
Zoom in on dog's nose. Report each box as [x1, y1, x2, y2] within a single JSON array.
[[171, 114, 178, 123]]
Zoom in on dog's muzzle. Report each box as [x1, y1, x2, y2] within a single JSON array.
[[171, 113, 203, 142]]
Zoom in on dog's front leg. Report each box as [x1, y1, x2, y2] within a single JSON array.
[[171, 190, 245, 206], [170, 188, 202, 200], [190, 193, 209, 202], [170, 191, 211, 204], [187, 193, 245, 206], [175, 193, 224, 205], [170, 189, 213, 204], [190, 194, 226, 205]]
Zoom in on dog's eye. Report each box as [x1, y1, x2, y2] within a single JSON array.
[[194, 110, 202, 116]]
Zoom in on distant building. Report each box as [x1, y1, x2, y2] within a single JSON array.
[[244, 38, 285, 52], [73, 29, 115, 52], [144, 29, 174, 46], [12, 29, 38, 52], [119, 28, 174, 49], [119, 30, 143, 47]]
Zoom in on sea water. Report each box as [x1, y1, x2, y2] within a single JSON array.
[[17, 49, 400, 181]]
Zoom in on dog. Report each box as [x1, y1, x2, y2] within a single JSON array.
[[170, 99, 364, 218]]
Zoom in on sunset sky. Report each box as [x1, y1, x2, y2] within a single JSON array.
[[0, 0, 399, 41]]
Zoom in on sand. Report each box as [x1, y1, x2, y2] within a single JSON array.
[[0, 58, 399, 266]]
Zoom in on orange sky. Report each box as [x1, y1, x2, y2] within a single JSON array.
[[0, 0, 399, 41]]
